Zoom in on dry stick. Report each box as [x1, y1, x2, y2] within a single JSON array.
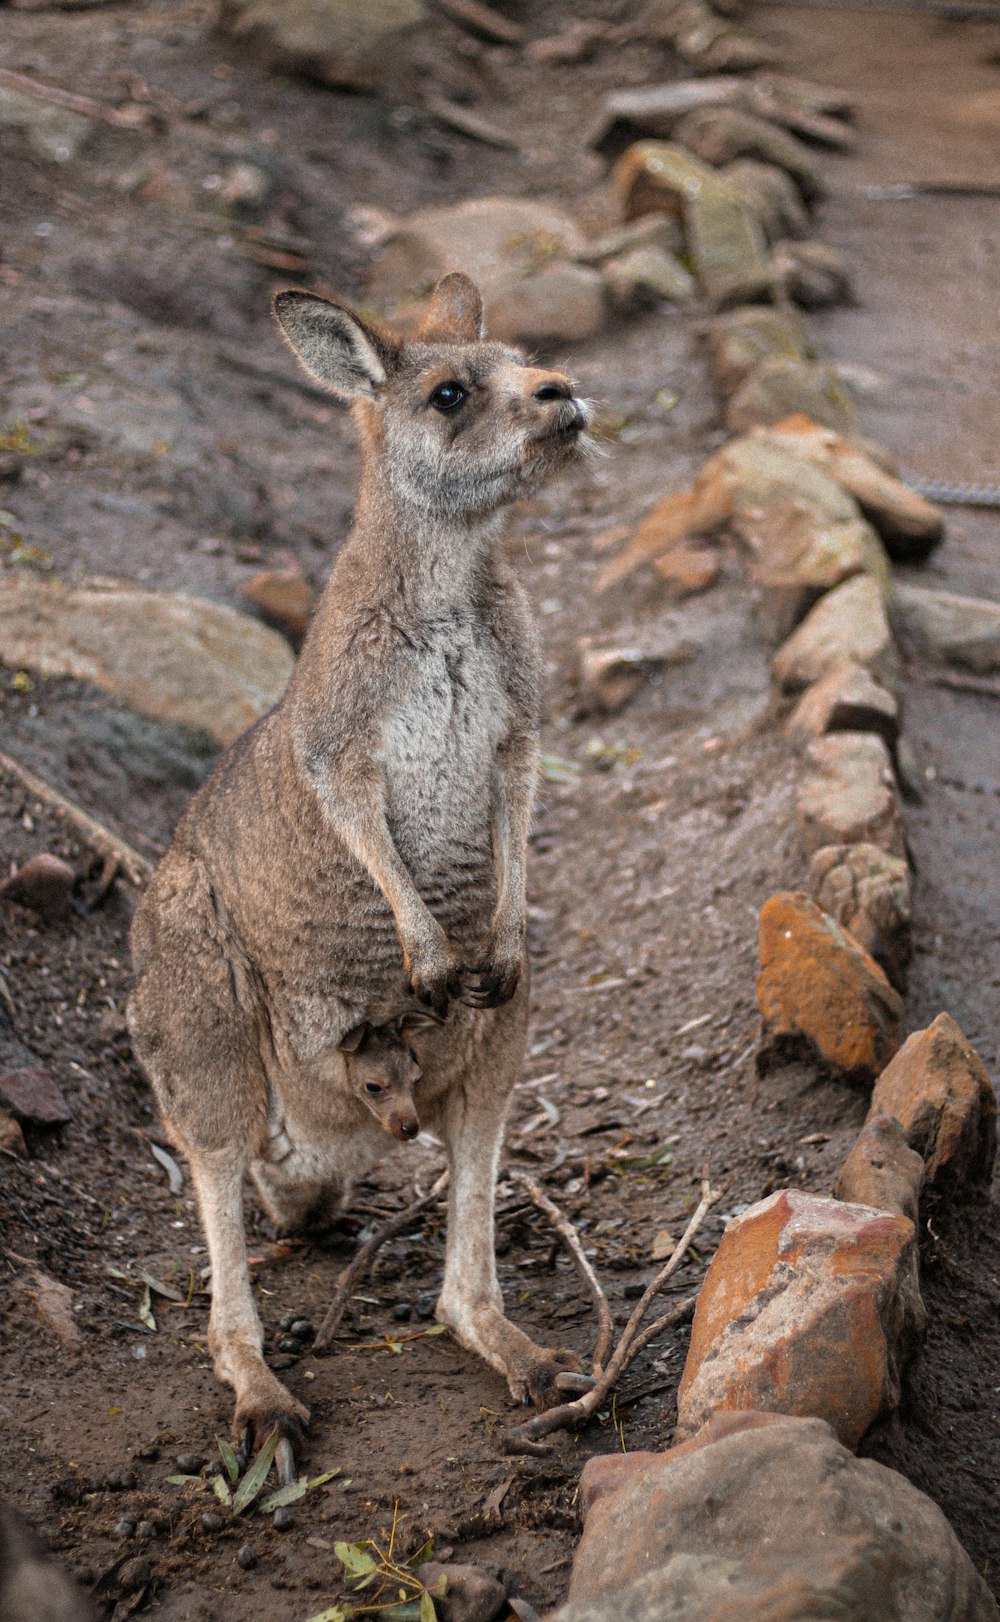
[[506, 1169, 614, 1378], [0, 750, 153, 888], [503, 1172, 723, 1448], [0, 67, 149, 129], [313, 1171, 449, 1352]]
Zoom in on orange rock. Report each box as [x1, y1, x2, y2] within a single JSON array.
[[835, 1114, 924, 1224], [809, 842, 911, 992], [676, 1189, 924, 1449], [592, 475, 734, 594], [0, 1110, 27, 1157], [869, 1012, 997, 1189], [796, 732, 905, 858], [652, 540, 720, 596], [785, 657, 898, 751], [758, 891, 903, 1081], [239, 556, 313, 642]]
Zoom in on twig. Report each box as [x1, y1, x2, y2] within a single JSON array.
[[502, 1170, 723, 1449], [0, 67, 150, 130], [506, 1169, 613, 1377], [313, 1171, 448, 1352], [0, 750, 152, 888]]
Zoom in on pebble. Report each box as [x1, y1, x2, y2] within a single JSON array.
[[175, 1453, 206, 1475], [624, 1281, 646, 1300], [237, 1542, 257, 1568], [0, 852, 75, 923], [392, 1302, 413, 1322], [279, 1311, 298, 1331], [416, 1293, 436, 1320], [113, 1517, 136, 1540], [273, 1507, 295, 1532], [289, 1318, 314, 1341], [201, 1512, 225, 1533], [277, 1335, 301, 1354]]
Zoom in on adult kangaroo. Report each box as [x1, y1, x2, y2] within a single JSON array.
[[128, 272, 590, 1481]]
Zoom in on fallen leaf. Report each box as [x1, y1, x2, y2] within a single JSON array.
[[650, 1229, 676, 1260], [150, 1141, 183, 1194], [232, 1432, 278, 1514], [138, 1285, 156, 1332]]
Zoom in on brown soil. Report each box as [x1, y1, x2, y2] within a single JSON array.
[[0, 2, 997, 1616]]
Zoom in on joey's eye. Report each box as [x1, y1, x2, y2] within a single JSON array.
[[428, 381, 467, 413], [365, 1082, 384, 1097]]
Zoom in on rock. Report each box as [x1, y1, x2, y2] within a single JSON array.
[[367, 197, 600, 345], [612, 139, 720, 223], [727, 357, 858, 435], [740, 502, 889, 639], [676, 1189, 923, 1448], [757, 891, 903, 1081], [772, 238, 854, 308], [529, 20, 607, 66], [786, 658, 899, 750], [671, 12, 780, 75], [721, 157, 810, 241], [419, 1561, 508, 1622], [0, 1068, 72, 1127], [237, 1543, 257, 1568], [652, 542, 720, 596], [706, 306, 809, 397], [809, 842, 912, 991], [578, 213, 685, 265], [889, 583, 1000, 674], [15, 1264, 81, 1347], [0, 854, 76, 922], [0, 574, 294, 749], [797, 732, 904, 858], [760, 415, 945, 558], [869, 1013, 996, 1190], [0, 1110, 27, 1157], [218, 0, 425, 91], [239, 556, 314, 643], [672, 106, 825, 202], [683, 179, 774, 308], [593, 477, 735, 594], [601, 245, 696, 311], [272, 1506, 294, 1531], [772, 574, 899, 693], [576, 637, 693, 715], [552, 1411, 998, 1622], [835, 1115, 924, 1224], [0, 84, 92, 164], [589, 77, 746, 157]]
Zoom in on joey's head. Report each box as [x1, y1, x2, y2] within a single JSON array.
[[338, 1013, 439, 1143], [273, 273, 590, 520]]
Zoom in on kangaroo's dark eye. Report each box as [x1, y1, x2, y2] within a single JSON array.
[[365, 1082, 384, 1097], [429, 381, 467, 413]]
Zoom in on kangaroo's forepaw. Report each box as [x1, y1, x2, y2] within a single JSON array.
[[233, 1392, 310, 1482], [404, 942, 462, 1016], [459, 956, 521, 1010], [525, 1349, 586, 1412]]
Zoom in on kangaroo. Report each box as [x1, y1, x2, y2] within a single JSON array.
[[339, 1011, 439, 1144], [127, 272, 590, 1482]]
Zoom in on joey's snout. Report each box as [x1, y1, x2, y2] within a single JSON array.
[[524, 369, 589, 437]]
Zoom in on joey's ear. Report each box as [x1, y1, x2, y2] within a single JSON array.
[[398, 1009, 444, 1035], [415, 272, 485, 344], [337, 1023, 370, 1054], [273, 290, 400, 400]]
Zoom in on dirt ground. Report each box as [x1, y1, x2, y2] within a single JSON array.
[[1, 2, 998, 1616]]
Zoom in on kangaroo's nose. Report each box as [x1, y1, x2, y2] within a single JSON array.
[[533, 380, 572, 402], [399, 1118, 420, 1141]]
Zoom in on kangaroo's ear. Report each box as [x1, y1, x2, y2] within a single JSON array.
[[337, 1022, 370, 1054], [398, 1009, 444, 1035], [273, 290, 400, 400], [416, 272, 485, 344]]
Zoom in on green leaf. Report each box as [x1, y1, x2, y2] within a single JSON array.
[[406, 1539, 434, 1569], [419, 1591, 438, 1622], [307, 1470, 340, 1490], [335, 1541, 378, 1577], [141, 1271, 186, 1303], [164, 1474, 202, 1487], [257, 1478, 307, 1513], [305, 1607, 353, 1622], [212, 1475, 233, 1506], [232, 1432, 278, 1513], [217, 1437, 240, 1485]]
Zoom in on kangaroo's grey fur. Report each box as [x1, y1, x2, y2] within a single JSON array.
[[127, 273, 590, 1478]]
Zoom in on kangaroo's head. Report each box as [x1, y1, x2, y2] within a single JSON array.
[[272, 273, 590, 520], [338, 1010, 441, 1143]]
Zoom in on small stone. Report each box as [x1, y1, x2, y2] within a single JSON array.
[[809, 842, 912, 991], [418, 1559, 508, 1622], [612, 140, 718, 224], [623, 1281, 646, 1300], [0, 1111, 27, 1157], [772, 574, 899, 694], [706, 306, 808, 398], [487, 263, 606, 345], [601, 245, 696, 311], [589, 79, 744, 158], [278, 1335, 301, 1354], [113, 1517, 137, 1539], [675, 1189, 924, 1448], [652, 541, 720, 597], [575, 638, 693, 715], [392, 1302, 413, 1322], [578, 214, 685, 265], [218, 0, 425, 92], [240, 557, 313, 643], [869, 1013, 997, 1190], [889, 582, 1000, 675], [119, 1555, 152, 1593], [771, 238, 853, 308], [0, 1068, 72, 1127], [201, 1512, 224, 1533], [683, 180, 773, 309], [672, 105, 825, 202], [416, 1292, 436, 1320], [835, 1115, 924, 1224], [237, 1542, 257, 1568], [720, 158, 809, 242], [785, 658, 899, 751], [797, 732, 905, 858], [175, 1453, 206, 1475], [757, 891, 903, 1082], [0, 84, 92, 164], [273, 1506, 295, 1532], [0, 853, 76, 923], [289, 1318, 314, 1341], [727, 357, 857, 436]]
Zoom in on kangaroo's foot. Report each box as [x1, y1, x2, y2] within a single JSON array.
[[435, 1293, 584, 1411], [230, 1353, 310, 1482]]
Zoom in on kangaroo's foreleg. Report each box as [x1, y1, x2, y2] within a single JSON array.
[[463, 730, 538, 1010], [188, 1146, 308, 1481]]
